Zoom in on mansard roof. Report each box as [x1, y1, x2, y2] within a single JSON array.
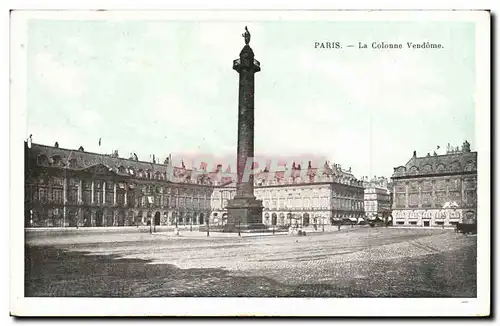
[[28, 143, 172, 172]]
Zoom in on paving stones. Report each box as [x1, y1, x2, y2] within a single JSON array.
[[25, 228, 476, 297]]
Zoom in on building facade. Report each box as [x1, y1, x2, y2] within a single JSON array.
[[211, 163, 365, 227], [25, 143, 215, 228], [25, 142, 365, 228], [391, 141, 477, 227]]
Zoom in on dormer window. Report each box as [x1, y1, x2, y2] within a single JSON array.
[[37, 155, 49, 166], [52, 155, 62, 166], [68, 158, 77, 168]]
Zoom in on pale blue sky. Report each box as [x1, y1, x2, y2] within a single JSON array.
[[26, 19, 475, 178]]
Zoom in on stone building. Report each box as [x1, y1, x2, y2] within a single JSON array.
[[210, 161, 365, 227], [391, 141, 477, 227], [25, 142, 215, 228], [363, 177, 392, 222], [25, 142, 365, 229]]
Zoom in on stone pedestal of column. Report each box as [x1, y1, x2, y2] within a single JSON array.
[[224, 196, 266, 233]]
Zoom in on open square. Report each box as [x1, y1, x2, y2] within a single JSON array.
[[25, 227, 476, 297]]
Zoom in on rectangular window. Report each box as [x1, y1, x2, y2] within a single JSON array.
[[68, 188, 78, 203], [38, 187, 47, 202], [52, 188, 63, 204], [127, 193, 134, 206], [408, 193, 419, 208], [409, 221, 417, 225], [465, 190, 476, 206], [117, 193, 125, 205], [396, 193, 406, 208], [396, 221, 405, 225], [94, 190, 102, 204], [421, 192, 432, 208], [106, 192, 113, 204], [435, 191, 447, 207], [83, 190, 91, 204], [435, 221, 444, 225]]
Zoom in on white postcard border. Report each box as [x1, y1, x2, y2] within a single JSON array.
[[9, 9, 490, 317]]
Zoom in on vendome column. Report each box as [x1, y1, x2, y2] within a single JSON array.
[[224, 27, 266, 233]]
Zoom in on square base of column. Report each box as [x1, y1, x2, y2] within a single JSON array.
[[223, 196, 266, 233]]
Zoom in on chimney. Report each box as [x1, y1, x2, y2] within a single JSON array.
[[413, 150, 417, 157]]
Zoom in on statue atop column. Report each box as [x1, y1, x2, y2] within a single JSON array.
[[463, 140, 471, 152], [242, 26, 251, 45]]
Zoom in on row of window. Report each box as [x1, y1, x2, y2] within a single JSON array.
[[33, 187, 213, 209], [394, 190, 476, 208]]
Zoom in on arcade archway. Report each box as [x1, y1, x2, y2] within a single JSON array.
[[117, 210, 126, 226], [303, 213, 310, 227], [272, 213, 277, 226]]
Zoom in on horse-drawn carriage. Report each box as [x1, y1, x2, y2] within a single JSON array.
[[456, 222, 477, 234]]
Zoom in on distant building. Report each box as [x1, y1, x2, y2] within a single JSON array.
[[391, 141, 477, 227], [363, 177, 392, 222]]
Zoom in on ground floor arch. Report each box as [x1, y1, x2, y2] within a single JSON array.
[[127, 211, 134, 226], [154, 211, 161, 226], [264, 212, 270, 224], [83, 209, 92, 227], [117, 210, 126, 226], [105, 210, 114, 226], [303, 213, 310, 227], [96, 208, 104, 227], [136, 211, 143, 225], [279, 213, 285, 225]]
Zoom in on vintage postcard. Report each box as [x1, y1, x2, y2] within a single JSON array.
[[10, 10, 490, 317]]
